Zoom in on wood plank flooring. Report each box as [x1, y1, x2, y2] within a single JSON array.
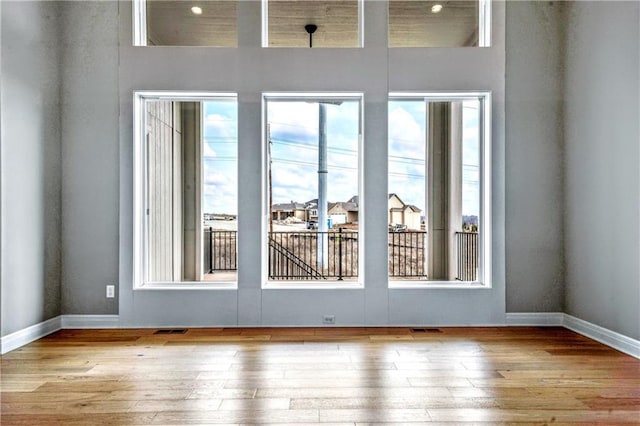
[[1, 327, 639, 424]]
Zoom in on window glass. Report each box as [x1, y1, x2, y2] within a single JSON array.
[[143, 97, 237, 284], [265, 96, 361, 282], [388, 0, 484, 47], [144, 0, 237, 46], [265, 0, 361, 47], [388, 96, 483, 282]]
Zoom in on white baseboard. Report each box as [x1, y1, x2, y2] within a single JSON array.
[[61, 314, 120, 329], [506, 312, 564, 326], [563, 314, 640, 359], [3, 313, 638, 359], [1, 316, 62, 355], [507, 312, 639, 359]]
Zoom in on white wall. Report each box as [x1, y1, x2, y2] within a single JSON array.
[[505, 1, 565, 312], [1, 1, 62, 336], [563, 1, 640, 340], [117, 0, 506, 327], [2, 0, 637, 342], [60, 1, 120, 315]]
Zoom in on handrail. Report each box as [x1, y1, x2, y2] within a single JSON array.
[[268, 235, 326, 279]]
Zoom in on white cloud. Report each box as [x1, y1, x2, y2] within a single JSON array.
[[205, 113, 237, 138], [268, 102, 318, 141], [388, 105, 425, 159], [203, 144, 217, 159]]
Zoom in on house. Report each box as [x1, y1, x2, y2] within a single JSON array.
[[336, 194, 423, 229], [271, 201, 306, 222], [388, 193, 422, 230], [328, 201, 359, 225], [304, 198, 318, 222], [1, 2, 638, 421]]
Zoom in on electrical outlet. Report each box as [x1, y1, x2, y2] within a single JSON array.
[[322, 315, 335, 324], [106, 285, 115, 298]]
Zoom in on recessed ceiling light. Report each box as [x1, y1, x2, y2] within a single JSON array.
[[431, 4, 443, 13], [191, 6, 203, 15]]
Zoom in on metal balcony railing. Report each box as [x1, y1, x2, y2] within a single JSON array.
[[204, 228, 237, 273], [455, 231, 478, 281], [388, 231, 428, 278], [268, 230, 358, 280], [203, 229, 477, 282]]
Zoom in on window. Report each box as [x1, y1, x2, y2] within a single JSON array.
[[388, 93, 490, 285], [134, 0, 238, 46], [134, 93, 238, 287], [263, 0, 363, 47], [263, 94, 362, 284], [388, 0, 491, 47]]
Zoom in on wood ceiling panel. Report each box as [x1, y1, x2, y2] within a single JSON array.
[[389, 0, 479, 47], [144, 0, 480, 48], [146, 0, 237, 46], [267, 0, 360, 48]]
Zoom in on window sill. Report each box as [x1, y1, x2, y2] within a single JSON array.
[[262, 281, 364, 290], [135, 282, 238, 291], [389, 280, 490, 289]]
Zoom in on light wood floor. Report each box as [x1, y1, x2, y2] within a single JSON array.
[[1, 327, 639, 424]]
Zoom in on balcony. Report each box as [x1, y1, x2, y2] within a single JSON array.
[[203, 228, 478, 282], [455, 231, 478, 281], [268, 230, 358, 280]]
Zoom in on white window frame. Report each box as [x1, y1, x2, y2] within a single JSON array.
[[133, 91, 238, 290], [133, 0, 147, 46], [479, 0, 492, 47], [261, 0, 365, 48], [387, 91, 492, 289], [261, 92, 365, 289]]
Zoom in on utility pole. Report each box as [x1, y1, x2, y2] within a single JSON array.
[[317, 103, 328, 270]]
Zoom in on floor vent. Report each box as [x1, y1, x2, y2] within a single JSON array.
[[411, 328, 442, 333], [154, 329, 188, 335]]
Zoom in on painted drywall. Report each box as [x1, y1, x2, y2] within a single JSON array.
[[117, 0, 506, 326], [0, 0, 3, 330], [60, 1, 120, 314], [564, 1, 640, 340], [0, 1, 62, 336], [504, 1, 565, 312]]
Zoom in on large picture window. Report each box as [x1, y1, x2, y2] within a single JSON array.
[[134, 93, 238, 287], [263, 94, 363, 285], [388, 93, 490, 285]]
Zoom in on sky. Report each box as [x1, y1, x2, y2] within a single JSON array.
[[203, 100, 238, 215], [268, 100, 360, 206], [203, 99, 479, 217], [388, 100, 480, 217]]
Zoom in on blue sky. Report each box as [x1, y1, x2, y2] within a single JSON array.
[[268, 100, 360, 206], [203, 99, 479, 217], [203, 100, 238, 215], [388, 100, 480, 216]]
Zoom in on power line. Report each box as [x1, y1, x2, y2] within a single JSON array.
[[271, 158, 357, 171], [204, 157, 237, 162], [389, 172, 425, 179], [269, 121, 318, 132], [389, 136, 425, 144], [389, 154, 425, 162], [271, 137, 358, 155]]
